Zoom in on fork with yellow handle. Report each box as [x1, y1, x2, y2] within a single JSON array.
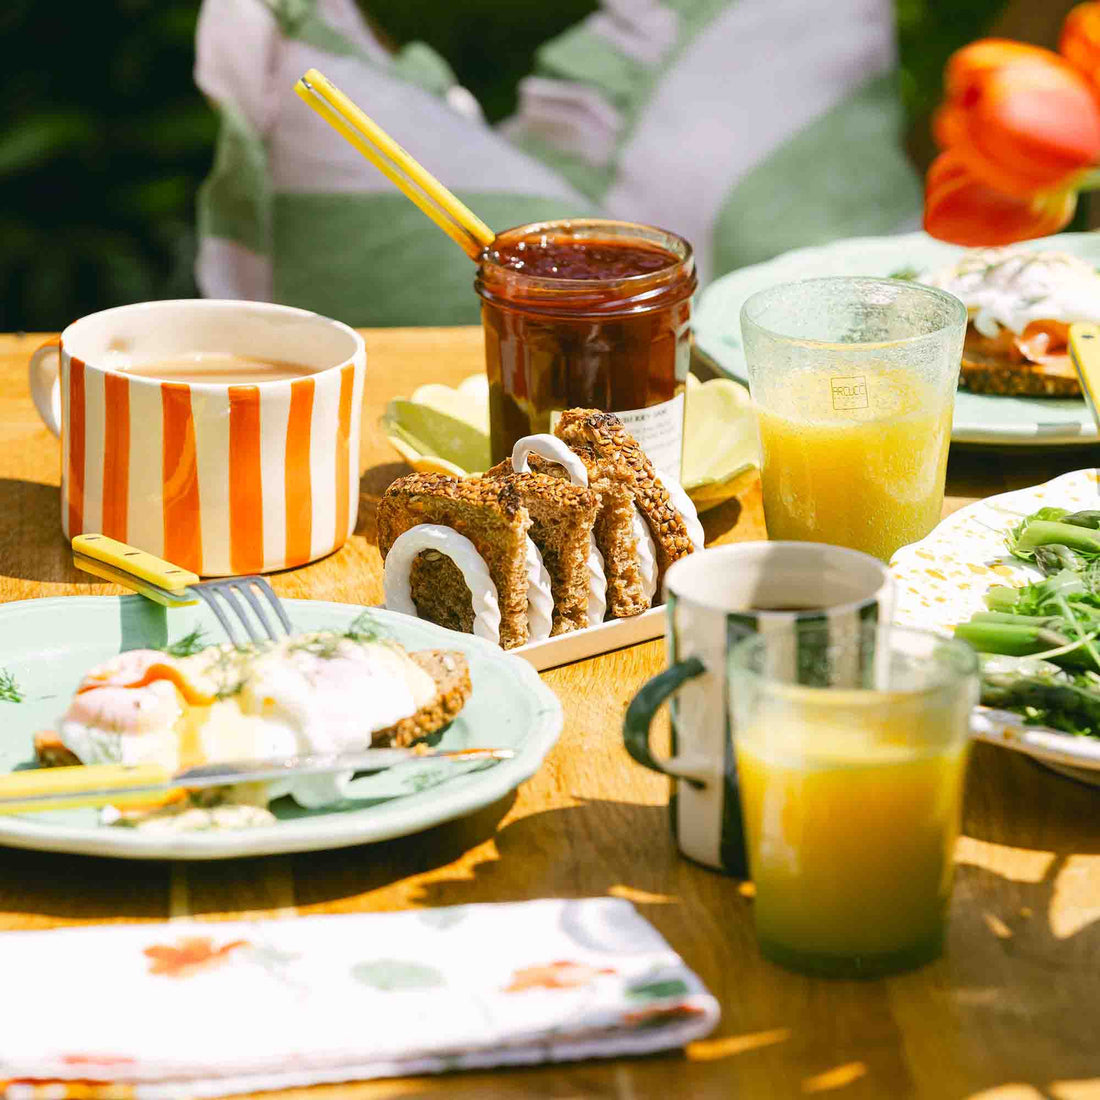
[[72, 533, 293, 645], [1069, 322, 1100, 432]]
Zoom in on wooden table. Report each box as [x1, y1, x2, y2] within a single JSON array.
[[2, 328, 1099, 1100]]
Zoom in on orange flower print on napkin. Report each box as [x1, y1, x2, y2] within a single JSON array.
[[503, 960, 615, 993], [143, 936, 249, 978], [2, 1081, 137, 1099]]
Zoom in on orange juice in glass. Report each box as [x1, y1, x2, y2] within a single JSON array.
[[729, 622, 978, 978], [741, 278, 966, 562]]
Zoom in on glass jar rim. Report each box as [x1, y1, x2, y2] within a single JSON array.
[[739, 275, 968, 351], [478, 218, 695, 291]]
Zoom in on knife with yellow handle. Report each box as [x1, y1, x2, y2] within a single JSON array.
[[0, 747, 515, 815], [1069, 322, 1100, 431]]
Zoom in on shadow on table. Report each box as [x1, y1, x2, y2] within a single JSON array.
[[287, 791, 518, 911], [356, 462, 410, 543], [412, 797, 682, 907], [0, 478, 99, 586], [290, 794, 725, 955], [895, 741, 1100, 1093], [0, 794, 515, 925], [0, 846, 173, 923]]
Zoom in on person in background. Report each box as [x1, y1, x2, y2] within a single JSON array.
[[195, 0, 921, 327]]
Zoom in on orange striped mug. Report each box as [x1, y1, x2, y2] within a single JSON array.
[[29, 300, 366, 576]]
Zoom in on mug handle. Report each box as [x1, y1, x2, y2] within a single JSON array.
[[624, 656, 717, 789], [28, 336, 62, 437]]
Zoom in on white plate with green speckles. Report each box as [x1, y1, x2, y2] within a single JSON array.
[[891, 468, 1100, 783], [0, 597, 562, 860], [694, 231, 1100, 446]]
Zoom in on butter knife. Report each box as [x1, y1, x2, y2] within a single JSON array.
[[0, 747, 514, 814]]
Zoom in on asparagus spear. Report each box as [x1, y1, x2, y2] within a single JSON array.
[[969, 611, 1067, 627], [1014, 521, 1100, 558], [1034, 544, 1090, 575], [1060, 510, 1100, 530], [954, 621, 1099, 669], [981, 670, 1100, 736]]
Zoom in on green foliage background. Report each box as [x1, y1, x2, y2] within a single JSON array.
[[1, 0, 1007, 332]]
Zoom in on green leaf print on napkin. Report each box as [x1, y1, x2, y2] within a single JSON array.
[[417, 907, 469, 931], [625, 978, 689, 1001], [351, 959, 446, 991]]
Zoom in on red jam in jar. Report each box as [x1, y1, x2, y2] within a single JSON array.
[[476, 219, 697, 478]]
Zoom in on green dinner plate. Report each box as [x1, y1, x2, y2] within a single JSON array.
[[0, 597, 562, 860], [694, 231, 1100, 446]]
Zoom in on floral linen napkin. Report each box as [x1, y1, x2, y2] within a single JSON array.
[[0, 898, 719, 1098]]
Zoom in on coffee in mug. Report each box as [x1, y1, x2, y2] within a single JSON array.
[[28, 299, 366, 576], [116, 353, 323, 385]]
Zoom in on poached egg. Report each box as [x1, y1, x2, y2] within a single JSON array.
[[922, 248, 1100, 362], [58, 634, 438, 815]]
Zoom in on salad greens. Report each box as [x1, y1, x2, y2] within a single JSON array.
[[956, 506, 1100, 735]]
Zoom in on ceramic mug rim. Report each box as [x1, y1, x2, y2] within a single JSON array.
[[662, 540, 892, 621], [58, 299, 365, 393]]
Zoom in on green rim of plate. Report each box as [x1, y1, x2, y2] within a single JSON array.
[[0, 597, 562, 860], [694, 231, 1099, 446]]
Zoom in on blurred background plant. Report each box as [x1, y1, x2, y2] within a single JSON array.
[[0, 0, 1061, 331], [0, 1, 215, 332]]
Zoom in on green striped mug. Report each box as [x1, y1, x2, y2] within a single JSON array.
[[623, 542, 893, 876]]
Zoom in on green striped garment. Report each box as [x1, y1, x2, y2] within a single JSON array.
[[195, 0, 921, 326]]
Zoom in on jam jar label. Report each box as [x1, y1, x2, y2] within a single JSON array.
[[613, 394, 685, 481], [550, 394, 685, 480]]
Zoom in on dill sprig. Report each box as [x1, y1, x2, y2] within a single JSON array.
[[163, 628, 207, 658], [285, 634, 347, 660], [199, 641, 263, 699], [0, 668, 23, 703], [344, 610, 383, 643]]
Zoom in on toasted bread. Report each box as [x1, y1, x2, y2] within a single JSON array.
[[481, 468, 599, 633], [960, 346, 1081, 397], [379, 473, 531, 649], [376, 649, 472, 748], [554, 410, 694, 589], [486, 449, 647, 619]]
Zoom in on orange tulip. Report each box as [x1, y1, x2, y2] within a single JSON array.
[[1061, 3, 1100, 84], [935, 39, 1100, 197], [923, 150, 1077, 246]]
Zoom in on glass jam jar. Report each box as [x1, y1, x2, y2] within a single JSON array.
[[476, 219, 697, 479]]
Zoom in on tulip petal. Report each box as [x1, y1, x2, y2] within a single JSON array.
[[945, 38, 1063, 86], [938, 39, 1100, 196], [924, 151, 1077, 246], [1061, 3, 1100, 83]]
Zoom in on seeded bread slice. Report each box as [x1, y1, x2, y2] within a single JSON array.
[[487, 449, 647, 619], [32, 648, 472, 766], [480, 469, 599, 634], [375, 649, 471, 747], [960, 351, 1081, 396], [378, 473, 531, 649], [555, 409, 694, 589]]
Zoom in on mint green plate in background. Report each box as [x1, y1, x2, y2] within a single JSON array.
[[693, 231, 1100, 446], [0, 597, 562, 860]]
